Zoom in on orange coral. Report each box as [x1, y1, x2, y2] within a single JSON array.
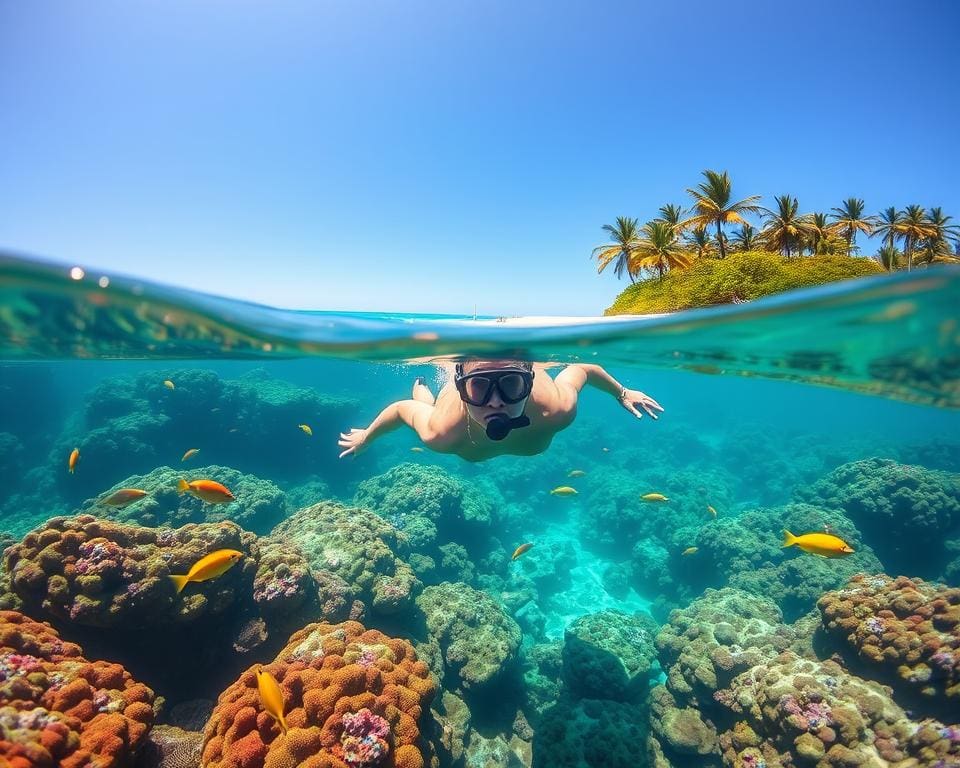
[[202, 621, 436, 768], [0, 610, 156, 768]]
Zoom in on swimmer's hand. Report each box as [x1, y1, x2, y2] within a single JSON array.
[[619, 388, 664, 420], [338, 428, 368, 458]]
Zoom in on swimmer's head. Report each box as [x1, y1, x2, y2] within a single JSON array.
[[455, 359, 534, 427]]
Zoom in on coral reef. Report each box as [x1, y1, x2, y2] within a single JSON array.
[[533, 697, 648, 768], [201, 620, 436, 768], [0, 610, 156, 768], [2, 515, 257, 627], [271, 501, 420, 618], [818, 573, 960, 714], [415, 582, 521, 693], [354, 463, 499, 556], [562, 610, 658, 701], [797, 458, 960, 578], [137, 725, 204, 768], [77, 465, 288, 535]]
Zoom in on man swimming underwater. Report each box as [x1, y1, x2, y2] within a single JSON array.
[[337, 360, 663, 462]]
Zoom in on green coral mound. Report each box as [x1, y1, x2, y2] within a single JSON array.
[[77, 464, 287, 535], [354, 462, 497, 551], [796, 457, 960, 578], [533, 697, 648, 768], [605, 251, 883, 314], [562, 610, 659, 701], [270, 500, 419, 617], [416, 581, 521, 692]]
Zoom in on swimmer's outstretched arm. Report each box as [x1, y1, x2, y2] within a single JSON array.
[[338, 399, 436, 458], [553, 364, 664, 419]]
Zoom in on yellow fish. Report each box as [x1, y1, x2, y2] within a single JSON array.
[[177, 478, 235, 504], [511, 542, 534, 561], [567, 470, 586, 478], [783, 530, 854, 558], [256, 666, 288, 735], [298, 424, 313, 436], [181, 448, 200, 462], [707, 505, 717, 518], [682, 546, 698, 556], [169, 549, 243, 594], [550, 486, 578, 496], [641, 493, 669, 502], [101, 488, 148, 507], [163, 379, 175, 390], [410, 447, 425, 453], [68, 447, 80, 474]]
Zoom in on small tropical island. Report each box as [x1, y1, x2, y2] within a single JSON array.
[[596, 169, 960, 315]]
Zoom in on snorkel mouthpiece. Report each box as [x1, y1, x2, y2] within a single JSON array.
[[485, 413, 531, 441]]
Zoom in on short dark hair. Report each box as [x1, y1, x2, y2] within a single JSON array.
[[461, 359, 533, 373]]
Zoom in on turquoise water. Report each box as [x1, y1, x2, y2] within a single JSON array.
[[1, 253, 959, 767]]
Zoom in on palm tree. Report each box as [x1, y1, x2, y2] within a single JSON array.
[[730, 223, 759, 252], [918, 207, 960, 264], [829, 198, 876, 254], [592, 217, 642, 282], [808, 212, 831, 255], [873, 207, 904, 250], [684, 170, 762, 259], [874, 245, 901, 271], [656, 204, 687, 231], [630, 220, 692, 281], [899, 205, 935, 271], [684, 226, 716, 259], [759, 195, 813, 257]]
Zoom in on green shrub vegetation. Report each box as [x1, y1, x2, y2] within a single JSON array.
[[604, 251, 884, 315]]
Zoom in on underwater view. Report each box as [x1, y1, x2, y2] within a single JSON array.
[[0, 255, 958, 768]]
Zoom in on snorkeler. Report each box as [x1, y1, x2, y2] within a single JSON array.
[[337, 360, 663, 462]]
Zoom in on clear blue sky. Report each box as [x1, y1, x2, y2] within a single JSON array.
[[1, 1, 958, 316]]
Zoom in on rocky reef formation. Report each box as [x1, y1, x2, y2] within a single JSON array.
[[0, 610, 157, 768], [797, 458, 960, 579], [647, 586, 960, 768], [271, 501, 420, 620], [415, 582, 521, 695], [201, 620, 436, 768], [77, 465, 288, 535], [562, 610, 658, 701], [818, 573, 960, 717]]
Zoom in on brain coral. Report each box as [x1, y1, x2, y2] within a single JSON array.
[[818, 573, 960, 714], [77, 465, 288, 535], [201, 620, 436, 768], [2, 515, 257, 628], [0, 610, 156, 768], [415, 582, 521, 693], [271, 502, 420, 618]]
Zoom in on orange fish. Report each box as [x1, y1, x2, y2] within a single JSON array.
[[68, 448, 80, 474], [181, 448, 200, 462], [511, 542, 534, 561], [169, 549, 243, 594], [177, 478, 235, 504], [101, 488, 148, 507], [783, 530, 854, 558]]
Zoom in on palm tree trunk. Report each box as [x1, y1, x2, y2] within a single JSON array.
[[716, 220, 726, 259]]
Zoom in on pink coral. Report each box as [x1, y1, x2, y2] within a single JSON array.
[[340, 708, 391, 767]]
